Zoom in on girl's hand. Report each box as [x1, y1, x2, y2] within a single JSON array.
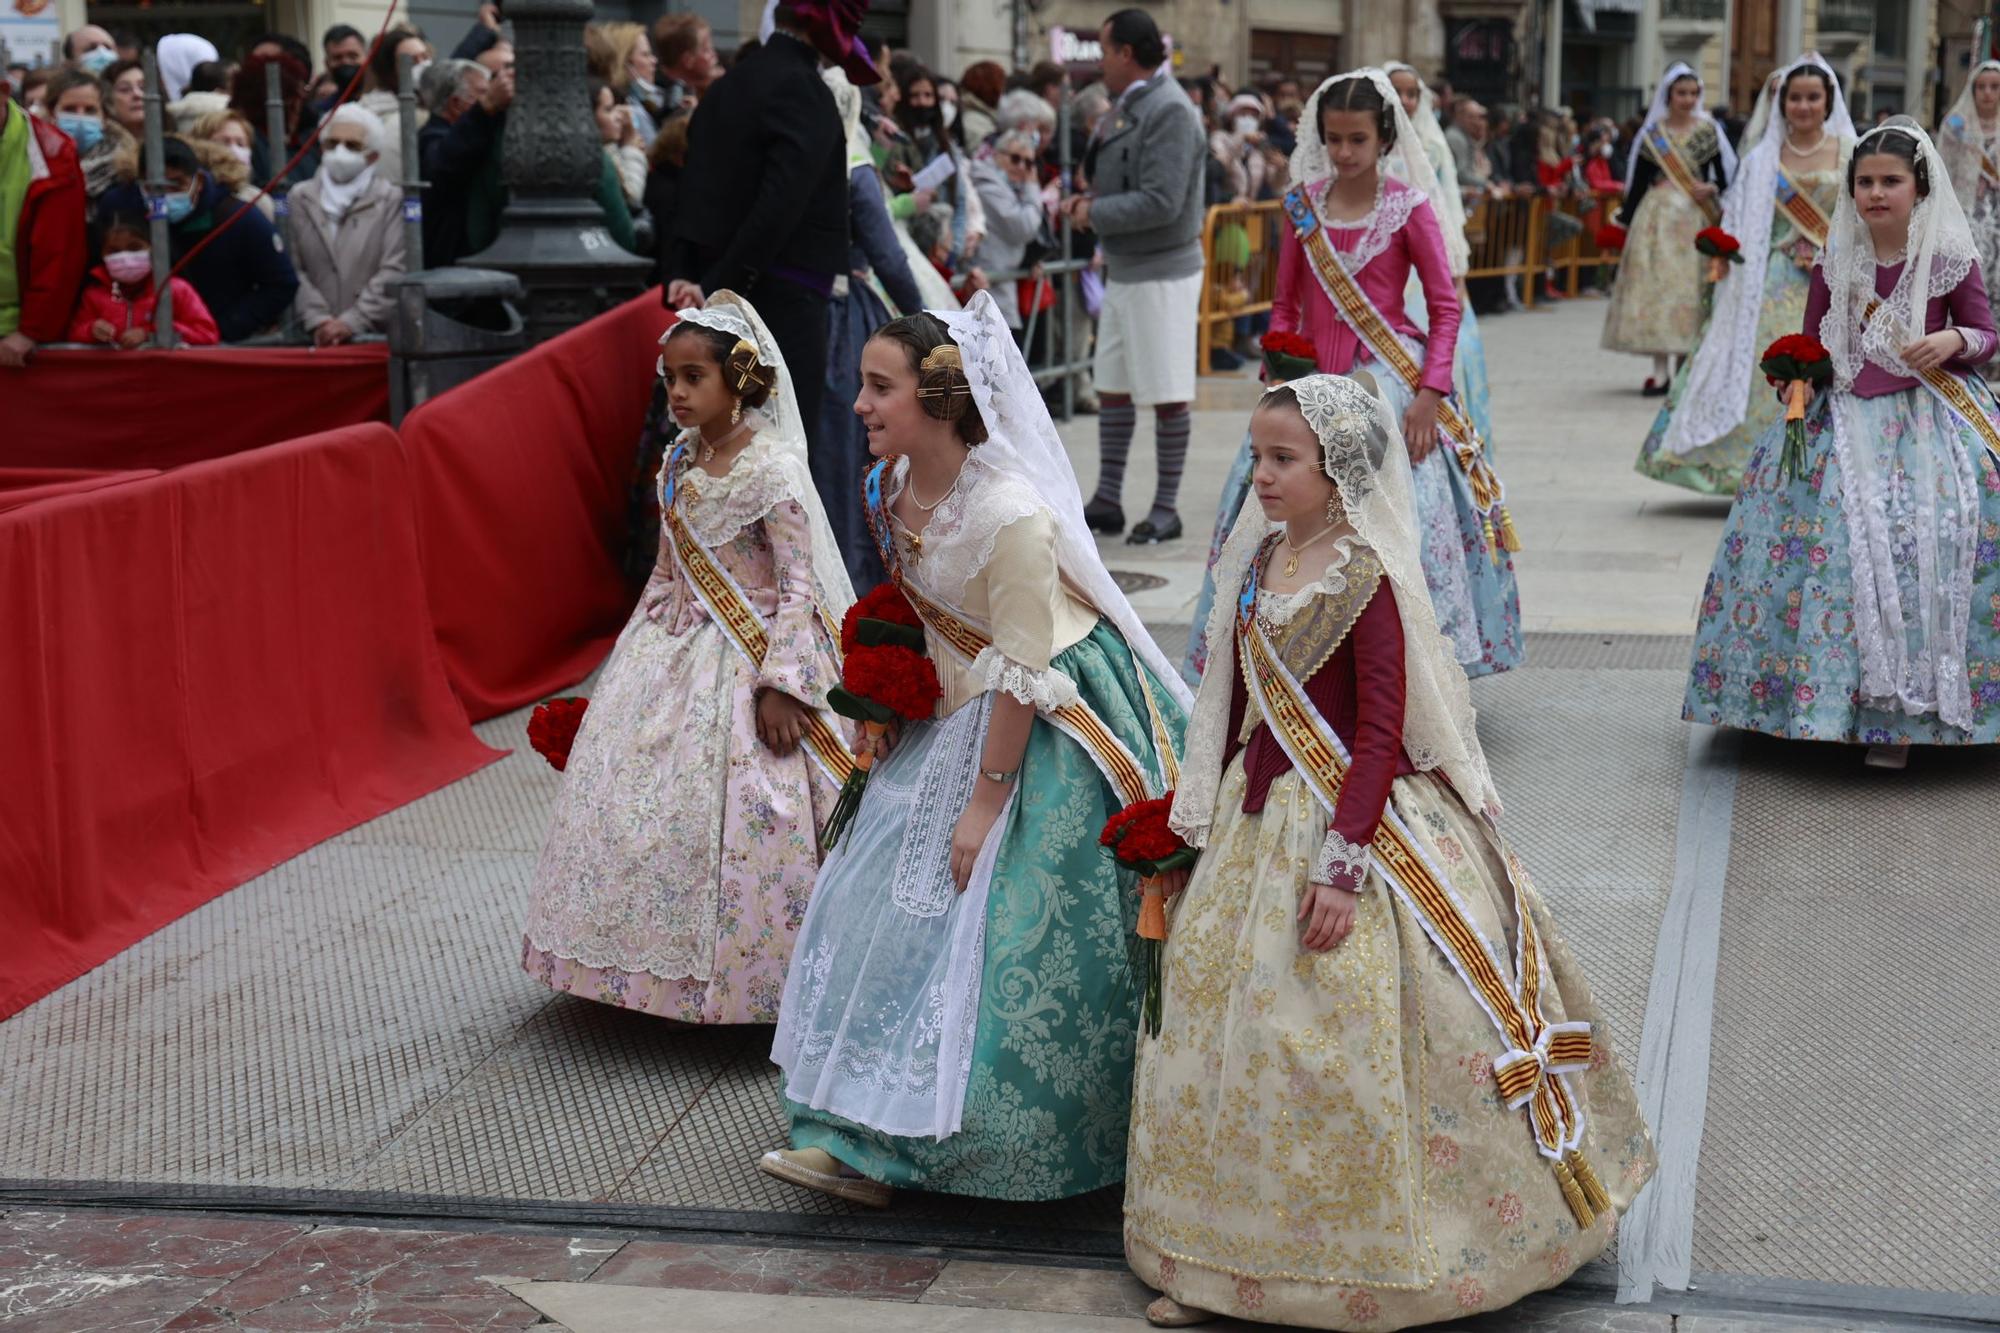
[[1902, 329, 1967, 372], [1299, 881, 1359, 952], [1403, 388, 1443, 463], [1690, 181, 1718, 201], [871, 721, 900, 761], [755, 689, 809, 757], [90, 319, 117, 344], [1157, 865, 1193, 897], [949, 786, 1009, 892]]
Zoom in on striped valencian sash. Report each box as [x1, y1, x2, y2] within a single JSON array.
[[1645, 123, 1723, 223], [1233, 550, 1609, 1226], [1860, 298, 2000, 462], [661, 441, 855, 785], [1773, 166, 1833, 249], [861, 460, 1179, 805], [1280, 188, 1518, 557]]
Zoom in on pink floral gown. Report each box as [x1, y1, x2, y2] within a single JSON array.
[[521, 438, 844, 1024]]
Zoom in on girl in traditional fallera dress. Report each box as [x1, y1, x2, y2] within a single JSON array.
[[1190, 69, 1521, 685], [1600, 63, 1734, 394], [1937, 59, 2000, 371], [520, 294, 857, 1023], [762, 292, 1190, 1206], [1125, 375, 1655, 1330], [1686, 120, 2000, 766], [1639, 56, 1857, 494]]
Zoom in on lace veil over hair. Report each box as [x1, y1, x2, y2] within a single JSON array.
[[1661, 53, 1856, 459], [1290, 67, 1449, 275], [1170, 374, 1499, 850], [1937, 60, 2000, 207], [665, 293, 857, 619], [933, 291, 1194, 712], [1381, 61, 1470, 277], [1624, 61, 1738, 192]]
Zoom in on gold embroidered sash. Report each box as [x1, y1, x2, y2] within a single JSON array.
[[1234, 579, 1609, 1226], [661, 447, 856, 786], [1861, 298, 2000, 462], [1646, 123, 1723, 224], [1773, 166, 1833, 249], [1280, 189, 1519, 558]]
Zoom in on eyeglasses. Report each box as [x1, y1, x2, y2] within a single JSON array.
[[1003, 152, 1035, 168]]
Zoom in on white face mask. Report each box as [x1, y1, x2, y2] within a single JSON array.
[[227, 142, 253, 165], [105, 249, 153, 284], [940, 100, 957, 129], [1232, 114, 1260, 137], [321, 144, 369, 183], [410, 59, 433, 86]]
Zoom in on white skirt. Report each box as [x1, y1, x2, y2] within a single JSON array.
[[1095, 270, 1203, 405]]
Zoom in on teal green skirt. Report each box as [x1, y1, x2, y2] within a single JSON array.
[[782, 620, 1186, 1200]]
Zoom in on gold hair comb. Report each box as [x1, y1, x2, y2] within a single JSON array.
[[919, 345, 963, 374], [729, 337, 760, 391]]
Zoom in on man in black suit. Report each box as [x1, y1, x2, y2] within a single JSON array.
[[665, 0, 878, 439]]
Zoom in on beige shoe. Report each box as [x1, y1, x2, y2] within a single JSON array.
[[757, 1147, 891, 1208], [1146, 1296, 1217, 1327], [1864, 743, 1910, 770]]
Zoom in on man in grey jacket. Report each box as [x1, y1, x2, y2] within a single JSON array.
[[1062, 8, 1204, 544]]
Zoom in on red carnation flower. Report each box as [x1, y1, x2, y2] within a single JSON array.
[[840, 582, 923, 652], [1595, 223, 1627, 252], [1259, 330, 1318, 360], [527, 697, 589, 772], [1694, 226, 1743, 261], [840, 643, 942, 722]]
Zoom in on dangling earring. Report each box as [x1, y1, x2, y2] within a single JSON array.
[[1326, 492, 1341, 524], [730, 397, 743, 426]]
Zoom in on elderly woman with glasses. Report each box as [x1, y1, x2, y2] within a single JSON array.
[[968, 128, 1051, 332]]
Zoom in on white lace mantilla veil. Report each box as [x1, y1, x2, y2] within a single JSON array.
[[1290, 67, 1448, 276], [1623, 62, 1738, 194], [1661, 53, 1856, 458], [1382, 61, 1470, 277], [1937, 60, 2000, 206], [1170, 374, 1500, 851], [927, 292, 1194, 710], [824, 66, 874, 173], [665, 292, 857, 619]]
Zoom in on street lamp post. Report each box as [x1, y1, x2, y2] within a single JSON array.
[[458, 0, 649, 343]]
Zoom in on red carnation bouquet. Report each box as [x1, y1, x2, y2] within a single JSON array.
[[821, 583, 942, 847], [528, 697, 589, 772], [1101, 794, 1197, 1034], [1760, 333, 1833, 483], [1260, 330, 1319, 384], [1694, 226, 1743, 282], [1595, 222, 1627, 253]]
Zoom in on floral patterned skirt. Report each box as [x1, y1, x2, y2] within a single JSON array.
[[1685, 381, 2000, 744], [1636, 242, 1814, 495], [520, 610, 841, 1024], [781, 622, 1188, 1201], [1125, 764, 1655, 1330], [1600, 185, 1706, 357]]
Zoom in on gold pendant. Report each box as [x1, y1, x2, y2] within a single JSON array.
[[1284, 552, 1301, 577]]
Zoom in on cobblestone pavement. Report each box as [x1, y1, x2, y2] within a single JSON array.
[[4, 298, 1996, 1331]]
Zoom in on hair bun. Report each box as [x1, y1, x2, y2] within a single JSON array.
[[915, 344, 973, 423]]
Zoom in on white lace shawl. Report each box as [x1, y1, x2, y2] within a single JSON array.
[[1382, 62, 1470, 277], [1661, 55, 1856, 458], [1291, 67, 1448, 279], [935, 291, 1193, 712], [1937, 61, 2000, 221], [1171, 374, 1499, 850], [1623, 61, 1737, 193]]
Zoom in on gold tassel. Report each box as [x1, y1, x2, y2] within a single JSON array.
[[1496, 507, 1522, 552], [1551, 1158, 1595, 1228], [1567, 1152, 1612, 1215], [1482, 517, 1496, 556]]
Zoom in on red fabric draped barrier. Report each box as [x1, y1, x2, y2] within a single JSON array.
[[3, 345, 391, 470], [402, 289, 672, 720], [0, 424, 501, 1018]]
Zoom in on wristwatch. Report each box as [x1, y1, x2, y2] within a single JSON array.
[[980, 767, 1019, 784]]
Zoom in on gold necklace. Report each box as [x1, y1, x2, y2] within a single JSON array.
[[908, 458, 965, 512], [697, 420, 752, 464], [1280, 521, 1342, 578]]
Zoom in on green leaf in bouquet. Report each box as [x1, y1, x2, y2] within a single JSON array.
[[855, 618, 926, 650]]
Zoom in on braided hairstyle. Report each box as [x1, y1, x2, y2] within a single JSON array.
[[1848, 125, 1932, 199], [1317, 75, 1397, 154], [870, 313, 989, 445], [663, 321, 778, 409]]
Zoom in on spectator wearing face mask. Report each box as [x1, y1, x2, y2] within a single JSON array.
[[321, 24, 368, 108], [0, 75, 88, 368], [189, 110, 277, 221], [229, 52, 316, 188], [283, 103, 405, 347], [68, 206, 220, 346], [63, 25, 120, 77], [968, 128, 1049, 332], [1223, 91, 1269, 200], [43, 69, 131, 217], [100, 136, 298, 342]]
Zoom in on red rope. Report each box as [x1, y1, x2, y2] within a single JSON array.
[[166, 0, 403, 283]]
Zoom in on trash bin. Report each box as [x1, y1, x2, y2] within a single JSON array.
[[387, 267, 528, 423]]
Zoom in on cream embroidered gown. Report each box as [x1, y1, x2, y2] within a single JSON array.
[[1125, 544, 1656, 1329]]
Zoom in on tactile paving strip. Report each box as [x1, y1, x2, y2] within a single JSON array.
[[1693, 738, 2000, 1296]]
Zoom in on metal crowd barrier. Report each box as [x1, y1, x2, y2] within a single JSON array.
[[1462, 192, 1622, 307], [1195, 200, 1282, 372]]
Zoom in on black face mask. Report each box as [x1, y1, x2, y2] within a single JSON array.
[[327, 63, 361, 93]]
